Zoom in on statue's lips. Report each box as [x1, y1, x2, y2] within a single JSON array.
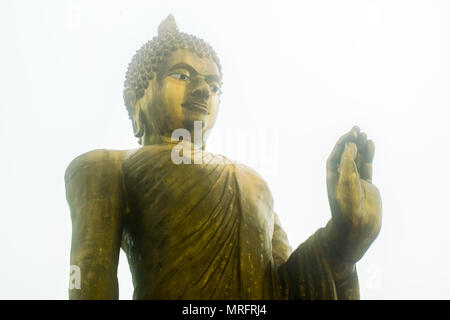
[[182, 102, 209, 114]]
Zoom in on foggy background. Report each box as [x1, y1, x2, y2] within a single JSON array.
[[1, 0, 449, 299]]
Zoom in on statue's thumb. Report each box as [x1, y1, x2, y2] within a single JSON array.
[[339, 142, 358, 176]]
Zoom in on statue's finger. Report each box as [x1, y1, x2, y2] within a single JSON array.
[[357, 132, 367, 152], [355, 150, 363, 172], [361, 163, 373, 183], [338, 142, 361, 194], [327, 126, 360, 169], [365, 140, 375, 163], [351, 125, 361, 135], [339, 142, 358, 175]]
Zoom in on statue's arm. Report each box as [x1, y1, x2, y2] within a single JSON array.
[[271, 212, 292, 267], [273, 215, 359, 299], [65, 149, 126, 299]]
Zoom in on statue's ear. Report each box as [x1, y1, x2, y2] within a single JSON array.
[[124, 88, 143, 140], [132, 79, 156, 144], [132, 108, 144, 138], [132, 106, 145, 140]]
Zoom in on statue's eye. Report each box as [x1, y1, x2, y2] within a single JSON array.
[[210, 85, 221, 94], [169, 73, 190, 81]]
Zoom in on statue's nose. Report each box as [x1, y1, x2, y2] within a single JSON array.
[[191, 78, 210, 101]]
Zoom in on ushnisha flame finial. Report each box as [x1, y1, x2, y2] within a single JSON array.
[[158, 14, 179, 36]]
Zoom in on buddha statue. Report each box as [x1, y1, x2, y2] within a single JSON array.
[[65, 15, 382, 299]]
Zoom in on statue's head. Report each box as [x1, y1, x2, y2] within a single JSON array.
[[124, 15, 222, 146]]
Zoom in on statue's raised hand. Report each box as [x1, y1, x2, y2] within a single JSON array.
[[326, 126, 382, 262]]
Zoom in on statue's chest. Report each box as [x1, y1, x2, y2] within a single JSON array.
[[123, 147, 274, 242]]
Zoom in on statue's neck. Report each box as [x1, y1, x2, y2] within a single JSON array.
[[142, 134, 205, 150]]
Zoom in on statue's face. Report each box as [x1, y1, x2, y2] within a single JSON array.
[[141, 48, 221, 142]]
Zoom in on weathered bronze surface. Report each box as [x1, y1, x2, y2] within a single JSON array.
[[65, 15, 382, 299]]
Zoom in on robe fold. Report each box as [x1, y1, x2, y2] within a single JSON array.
[[65, 142, 359, 300]]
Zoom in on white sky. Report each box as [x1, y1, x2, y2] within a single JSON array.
[[1, 0, 449, 299]]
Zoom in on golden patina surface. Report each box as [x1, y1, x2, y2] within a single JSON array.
[[65, 15, 382, 300]]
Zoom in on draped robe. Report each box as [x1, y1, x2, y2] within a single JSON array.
[[65, 142, 359, 299]]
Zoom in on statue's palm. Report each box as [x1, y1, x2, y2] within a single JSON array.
[[326, 126, 382, 262]]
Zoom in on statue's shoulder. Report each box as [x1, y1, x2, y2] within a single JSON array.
[[233, 161, 272, 191], [232, 162, 275, 209], [64, 149, 129, 183], [234, 162, 266, 182], [64, 149, 132, 221]]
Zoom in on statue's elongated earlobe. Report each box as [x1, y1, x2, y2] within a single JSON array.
[[132, 107, 145, 140]]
